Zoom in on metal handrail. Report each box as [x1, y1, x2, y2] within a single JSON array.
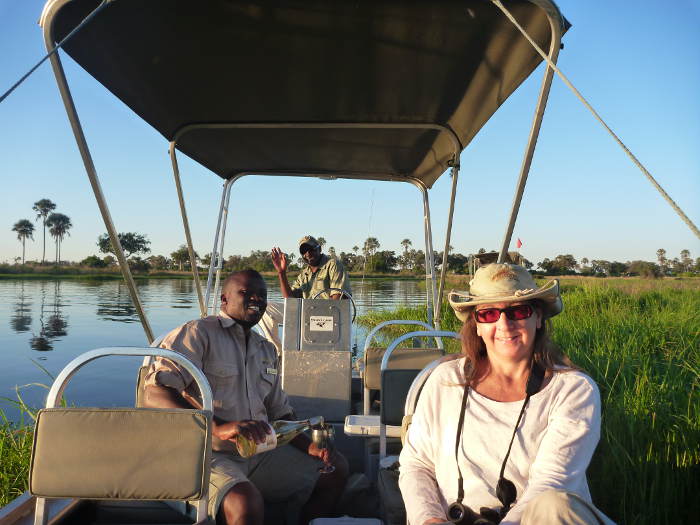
[[380, 330, 459, 372], [362, 320, 439, 415], [45, 347, 213, 412], [362, 320, 437, 357]]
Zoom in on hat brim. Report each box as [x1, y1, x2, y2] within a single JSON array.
[[448, 279, 562, 322]]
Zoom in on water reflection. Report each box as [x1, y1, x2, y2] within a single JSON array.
[[2, 278, 427, 418], [96, 282, 138, 322], [170, 278, 195, 308], [10, 281, 32, 333], [29, 280, 69, 351]]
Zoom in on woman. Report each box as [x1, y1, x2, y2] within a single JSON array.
[[399, 263, 614, 525]]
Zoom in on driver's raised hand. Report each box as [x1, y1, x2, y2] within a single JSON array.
[[270, 247, 288, 273]]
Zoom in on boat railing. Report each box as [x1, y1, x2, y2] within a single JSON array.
[[360, 320, 444, 415]]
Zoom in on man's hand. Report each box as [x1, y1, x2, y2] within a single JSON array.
[[214, 419, 272, 445], [306, 441, 332, 464], [270, 247, 288, 274]]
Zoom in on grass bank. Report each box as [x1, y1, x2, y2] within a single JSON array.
[[358, 279, 700, 524], [0, 409, 33, 507]]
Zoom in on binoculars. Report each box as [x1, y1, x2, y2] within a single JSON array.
[[447, 501, 502, 525]]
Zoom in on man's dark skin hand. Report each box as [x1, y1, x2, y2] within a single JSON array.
[[270, 246, 342, 300]]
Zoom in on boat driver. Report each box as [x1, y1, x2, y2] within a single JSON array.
[[261, 236, 352, 351], [271, 235, 352, 301], [143, 269, 349, 525]]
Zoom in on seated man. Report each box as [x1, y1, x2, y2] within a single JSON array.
[[143, 269, 348, 525]]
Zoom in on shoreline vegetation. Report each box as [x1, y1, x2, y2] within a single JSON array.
[[2, 263, 699, 286], [0, 268, 425, 280]]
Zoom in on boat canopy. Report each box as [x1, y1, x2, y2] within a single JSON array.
[[43, 0, 567, 187]]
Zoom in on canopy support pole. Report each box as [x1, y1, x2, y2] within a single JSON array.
[[495, 1, 562, 264], [409, 181, 440, 336], [204, 176, 239, 315], [42, 19, 154, 343], [435, 164, 460, 325], [493, 0, 700, 242], [169, 142, 205, 316]]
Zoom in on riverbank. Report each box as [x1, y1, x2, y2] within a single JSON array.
[[357, 279, 699, 524], [0, 268, 426, 281]]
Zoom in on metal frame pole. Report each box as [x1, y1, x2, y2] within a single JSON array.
[[495, 2, 562, 263], [204, 180, 232, 314], [169, 141, 205, 316], [409, 181, 440, 331], [211, 179, 237, 314], [494, 0, 700, 242], [42, 14, 154, 343], [435, 164, 460, 325]]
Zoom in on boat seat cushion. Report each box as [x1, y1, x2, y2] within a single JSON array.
[[363, 347, 442, 390], [30, 408, 209, 500]]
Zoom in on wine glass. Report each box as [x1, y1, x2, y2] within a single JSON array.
[[312, 424, 336, 474]]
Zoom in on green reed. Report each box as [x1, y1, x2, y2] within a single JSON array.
[[0, 400, 35, 507], [358, 279, 700, 524]]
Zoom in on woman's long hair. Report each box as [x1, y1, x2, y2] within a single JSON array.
[[459, 299, 575, 385]]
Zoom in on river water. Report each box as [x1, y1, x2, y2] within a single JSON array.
[[0, 277, 427, 421]]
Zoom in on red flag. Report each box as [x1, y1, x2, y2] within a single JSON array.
[[516, 238, 523, 249]]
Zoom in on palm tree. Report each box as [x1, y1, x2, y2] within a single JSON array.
[[12, 219, 35, 264], [656, 248, 667, 275], [33, 199, 56, 264], [400, 238, 412, 270], [46, 213, 72, 264], [363, 237, 380, 270]]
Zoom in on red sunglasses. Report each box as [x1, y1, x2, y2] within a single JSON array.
[[474, 304, 534, 323]]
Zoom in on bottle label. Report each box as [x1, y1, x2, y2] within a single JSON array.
[[255, 422, 277, 454]]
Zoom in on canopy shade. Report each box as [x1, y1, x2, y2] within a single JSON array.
[[43, 0, 567, 187]]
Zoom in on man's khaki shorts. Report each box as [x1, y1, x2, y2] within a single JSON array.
[[207, 445, 322, 521]]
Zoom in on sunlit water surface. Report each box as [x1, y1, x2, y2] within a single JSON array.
[[0, 278, 427, 421]]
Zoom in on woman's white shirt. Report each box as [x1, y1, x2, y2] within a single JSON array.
[[398, 358, 612, 525]]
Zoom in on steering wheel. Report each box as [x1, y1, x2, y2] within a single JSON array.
[[311, 288, 357, 322]]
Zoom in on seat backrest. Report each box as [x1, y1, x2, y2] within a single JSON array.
[[380, 369, 424, 427], [30, 407, 210, 500], [364, 347, 443, 390]]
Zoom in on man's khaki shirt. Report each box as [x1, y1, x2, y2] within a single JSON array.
[[292, 254, 352, 299], [144, 311, 292, 452]]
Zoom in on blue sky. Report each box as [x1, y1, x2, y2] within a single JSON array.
[[1, 0, 698, 268]]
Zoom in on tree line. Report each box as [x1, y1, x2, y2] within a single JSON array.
[[536, 249, 698, 277], [8, 221, 699, 278]]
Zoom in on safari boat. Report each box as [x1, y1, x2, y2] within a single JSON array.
[[1, 1, 695, 524]]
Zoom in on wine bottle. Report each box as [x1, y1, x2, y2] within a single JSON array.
[[235, 416, 325, 458]]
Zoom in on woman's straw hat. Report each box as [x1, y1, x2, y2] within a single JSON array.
[[448, 263, 562, 322]]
